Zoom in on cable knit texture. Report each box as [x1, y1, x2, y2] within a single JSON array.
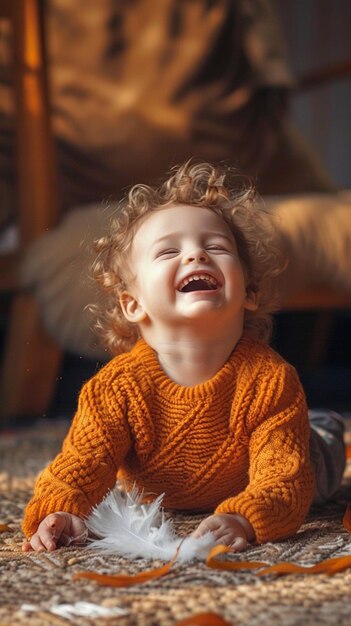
[[23, 334, 315, 543]]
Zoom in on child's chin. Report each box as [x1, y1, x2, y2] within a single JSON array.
[[180, 300, 221, 318]]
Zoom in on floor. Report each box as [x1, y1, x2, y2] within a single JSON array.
[[0, 425, 351, 626]]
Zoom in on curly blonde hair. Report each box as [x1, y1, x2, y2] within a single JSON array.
[[92, 161, 282, 354]]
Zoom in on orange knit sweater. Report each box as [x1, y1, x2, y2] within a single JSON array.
[[23, 334, 315, 543]]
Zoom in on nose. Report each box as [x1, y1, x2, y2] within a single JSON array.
[[183, 248, 209, 264]]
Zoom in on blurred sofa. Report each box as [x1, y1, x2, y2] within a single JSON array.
[[19, 191, 351, 360], [2, 0, 350, 364]]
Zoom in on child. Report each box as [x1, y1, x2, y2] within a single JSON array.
[[22, 161, 345, 553]]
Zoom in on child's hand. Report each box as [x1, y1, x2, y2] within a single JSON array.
[[192, 513, 255, 552], [22, 512, 88, 552]]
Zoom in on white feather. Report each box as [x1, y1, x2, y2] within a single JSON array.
[[86, 484, 215, 562]]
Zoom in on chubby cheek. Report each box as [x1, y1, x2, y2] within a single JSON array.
[[139, 264, 177, 308], [225, 264, 247, 295], [151, 261, 177, 290]]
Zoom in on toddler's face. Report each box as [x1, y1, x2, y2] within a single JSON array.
[[119, 204, 256, 330]]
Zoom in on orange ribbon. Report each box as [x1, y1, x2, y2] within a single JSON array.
[[73, 545, 180, 587], [0, 523, 12, 533], [343, 503, 351, 533], [206, 544, 267, 571], [74, 504, 351, 588], [206, 544, 351, 577], [174, 613, 233, 625], [256, 554, 351, 576]]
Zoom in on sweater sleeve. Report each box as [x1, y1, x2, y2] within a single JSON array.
[[22, 372, 132, 539], [215, 363, 315, 544]]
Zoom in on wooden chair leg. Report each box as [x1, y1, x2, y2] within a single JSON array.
[[0, 1, 62, 424], [305, 312, 334, 369], [0, 292, 62, 422]]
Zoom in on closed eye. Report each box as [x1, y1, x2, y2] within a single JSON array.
[[155, 249, 179, 259], [206, 245, 230, 253]]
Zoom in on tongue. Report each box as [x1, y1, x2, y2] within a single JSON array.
[[182, 279, 213, 292]]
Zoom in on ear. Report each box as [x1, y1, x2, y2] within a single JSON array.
[[244, 289, 258, 311], [119, 291, 147, 323]]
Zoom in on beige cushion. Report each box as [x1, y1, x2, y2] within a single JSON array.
[[20, 205, 116, 360], [269, 191, 351, 298]]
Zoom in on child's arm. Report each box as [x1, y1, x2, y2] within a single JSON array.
[[22, 512, 87, 552], [192, 513, 255, 551], [215, 363, 315, 545], [22, 372, 132, 542]]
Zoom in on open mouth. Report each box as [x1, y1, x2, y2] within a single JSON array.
[[178, 274, 220, 293]]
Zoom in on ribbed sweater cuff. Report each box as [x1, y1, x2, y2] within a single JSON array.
[[215, 495, 303, 544], [22, 490, 91, 539]]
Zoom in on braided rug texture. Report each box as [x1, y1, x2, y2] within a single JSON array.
[[1, 419, 351, 626]]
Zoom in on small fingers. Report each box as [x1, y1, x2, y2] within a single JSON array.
[[230, 536, 249, 552], [193, 514, 251, 551], [69, 515, 88, 545], [24, 513, 65, 552], [192, 523, 211, 539], [22, 513, 87, 553], [44, 513, 66, 538], [39, 514, 66, 550], [209, 529, 248, 550], [22, 541, 33, 552], [37, 527, 58, 551], [22, 532, 55, 552], [192, 515, 221, 538]]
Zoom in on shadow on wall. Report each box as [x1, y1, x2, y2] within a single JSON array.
[[273, 310, 351, 412], [275, 0, 351, 189]]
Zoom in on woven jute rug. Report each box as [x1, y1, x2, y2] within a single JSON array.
[[1, 419, 351, 626]]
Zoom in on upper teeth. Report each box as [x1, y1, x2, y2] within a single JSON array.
[[178, 274, 218, 291]]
